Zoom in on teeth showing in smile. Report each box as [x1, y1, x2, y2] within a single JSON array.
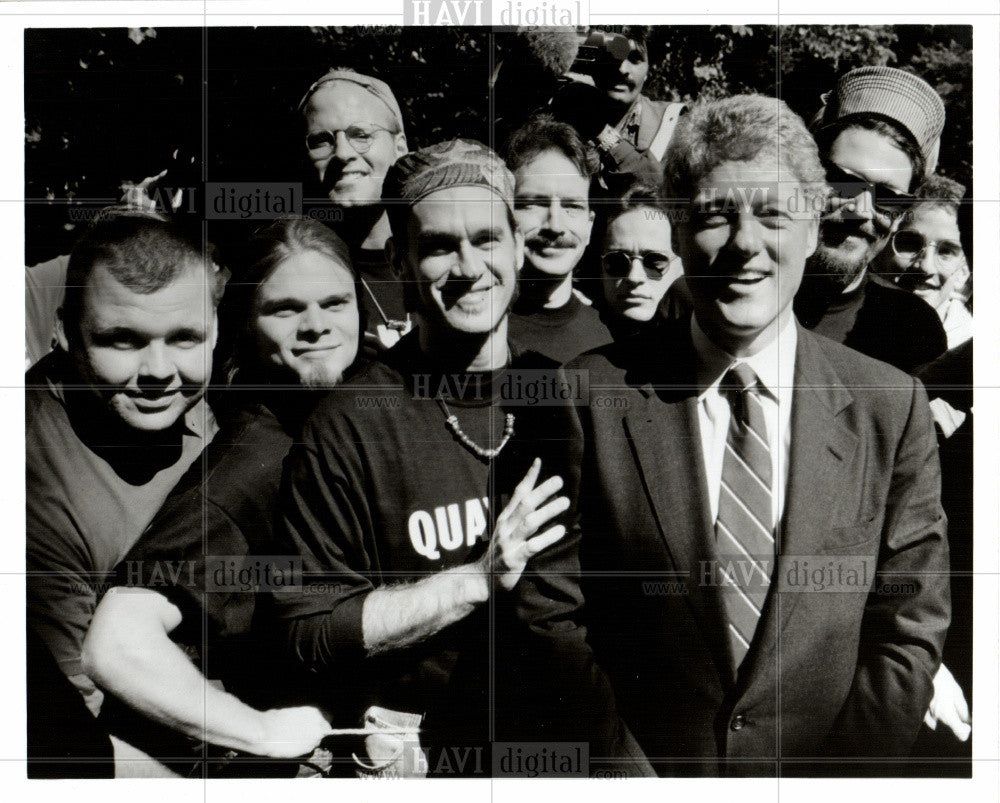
[[729, 271, 768, 282], [457, 286, 496, 308]]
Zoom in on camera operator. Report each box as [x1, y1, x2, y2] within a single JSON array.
[[550, 26, 685, 193]]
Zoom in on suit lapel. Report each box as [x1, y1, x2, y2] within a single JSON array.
[[749, 326, 859, 670], [623, 326, 737, 686]]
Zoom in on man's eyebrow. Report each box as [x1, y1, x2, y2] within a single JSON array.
[[167, 326, 209, 339], [259, 296, 306, 311], [319, 291, 354, 303], [468, 226, 507, 242], [90, 326, 142, 340], [415, 229, 459, 244]]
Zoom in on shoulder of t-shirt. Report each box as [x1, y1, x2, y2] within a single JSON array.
[[302, 355, 409, 435], [25, 351, 68, 431], [507, 348, 563, 377], [180, 406, 291, 504]]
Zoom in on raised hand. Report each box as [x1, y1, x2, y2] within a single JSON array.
[[480, 458, 570, 592]]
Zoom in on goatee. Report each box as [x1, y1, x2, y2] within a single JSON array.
[[300, 363, 344, 390], [806, 242, 868, 290]]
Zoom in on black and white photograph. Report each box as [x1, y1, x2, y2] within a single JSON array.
[[7, 0, 997, 798]]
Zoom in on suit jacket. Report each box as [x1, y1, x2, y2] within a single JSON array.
[[520, 317, 950, 777]]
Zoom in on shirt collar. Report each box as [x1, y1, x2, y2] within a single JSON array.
[[616, 97, 643, 135], [691, 313, 798, 402]]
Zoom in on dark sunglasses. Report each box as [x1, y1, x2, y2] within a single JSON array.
[[601, 250, 676, 280], [822, 158, 913, 220]]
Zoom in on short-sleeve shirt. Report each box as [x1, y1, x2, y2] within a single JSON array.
[[26, 350, 215, 712]]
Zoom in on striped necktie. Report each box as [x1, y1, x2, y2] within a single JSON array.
[[715, 363, 775, 667]]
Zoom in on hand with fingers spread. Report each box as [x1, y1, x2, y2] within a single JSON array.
[[480, 458, 570, 592]]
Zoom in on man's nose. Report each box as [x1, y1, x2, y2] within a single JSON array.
[[138, 342, 175, 383], [299, 304, 331, 336], [729, 213, 764, 256], [541, 200, 567, 233], [454, 241, 485, 279], [332, 130, 358, 162], [625, 257, 646, 284], [910, 246, 937, 275], [835, 188, 875, 223]]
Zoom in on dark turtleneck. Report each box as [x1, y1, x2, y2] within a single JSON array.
[[507, 292, 613, 364], [794, 271, 947, 374]]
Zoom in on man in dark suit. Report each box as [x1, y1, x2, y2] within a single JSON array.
[[524, 95, 950, 777]]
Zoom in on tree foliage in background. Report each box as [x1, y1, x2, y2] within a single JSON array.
[[25, 24, 971, 265]]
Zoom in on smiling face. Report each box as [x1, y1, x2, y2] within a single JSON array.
[[601, 208, 680, 323], [303, 81, 407, 207], [513, 148, 594, 279], [252, 250, 360, 387], [394, 185, 523, 336], [679, 153, 819, 355], [812, 126, 914, 285], [62, 261, 216, 432], [889, 205, 969, 313]]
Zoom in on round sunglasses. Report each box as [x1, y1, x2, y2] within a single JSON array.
[[891, 230, 965, 271], [306, 123, 395, 159], [601, 250, 677, 280]]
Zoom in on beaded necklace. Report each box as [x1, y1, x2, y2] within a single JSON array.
[[437, 397, 515, 461]]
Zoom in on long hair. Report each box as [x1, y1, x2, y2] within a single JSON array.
[[216, 216, 360, 388]]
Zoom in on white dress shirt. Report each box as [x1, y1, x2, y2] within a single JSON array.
[[691, 314, 797, 526]]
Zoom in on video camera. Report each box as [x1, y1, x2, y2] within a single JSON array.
[[572, 29, 634, 72]]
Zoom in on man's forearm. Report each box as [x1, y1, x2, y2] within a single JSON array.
[[84, 592, 272, 755], [362, 565, 489, 655]]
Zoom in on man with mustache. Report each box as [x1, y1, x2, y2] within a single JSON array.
[[527, 96, 949, 775], [27, 207, 222, 717], [300, 69, 413, 353], [504, 116, 613, 363], [794, 66, 948, 373], [270, 140, 575, 776]]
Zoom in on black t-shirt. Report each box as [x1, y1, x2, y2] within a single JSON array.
[[111, 390, 328, 705], [795, 272, 947, 374], [271, 331, 581, 751], [508, 293, 614, 365]]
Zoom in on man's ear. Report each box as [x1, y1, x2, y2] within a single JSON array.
[[394, 133, 408, 160], [54, 307, 70, 353], [514, 228, 525, 273], [210, 311, 219, 351], [805, 215, 820, 259]]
